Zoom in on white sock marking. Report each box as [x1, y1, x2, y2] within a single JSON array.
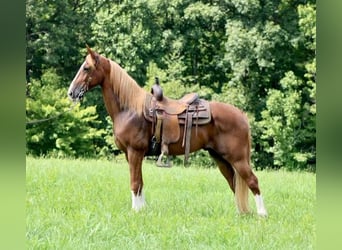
[[131, 190, 146, 211], [255, 194, 268, 216]]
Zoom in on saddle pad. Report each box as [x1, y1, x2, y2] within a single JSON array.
[[177, 99, 211, 125]]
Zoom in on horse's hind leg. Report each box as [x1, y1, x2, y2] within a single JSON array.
[[209, 149, 267, 216], [232, 159, 267, 216], [208, 149, 235, 192]]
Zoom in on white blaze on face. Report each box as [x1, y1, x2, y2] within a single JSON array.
[[68, 61, 86, 99]]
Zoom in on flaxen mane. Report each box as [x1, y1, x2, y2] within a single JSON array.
[[109, 60, 147, 116]]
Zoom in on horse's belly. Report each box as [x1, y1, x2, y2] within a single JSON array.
[[167, 126, 210, 155]]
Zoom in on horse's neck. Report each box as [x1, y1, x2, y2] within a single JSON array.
[[101, 81, 121, 121], [102, 59, 146, 120]]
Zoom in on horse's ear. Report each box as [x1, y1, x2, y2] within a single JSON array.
[[86, 44, 96, 58], [86, 44, 99, 67]]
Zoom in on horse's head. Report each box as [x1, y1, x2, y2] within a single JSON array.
[[68, 45, 106, 102]]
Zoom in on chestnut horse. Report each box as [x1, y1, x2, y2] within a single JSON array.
[[68, 46, 267, 216]]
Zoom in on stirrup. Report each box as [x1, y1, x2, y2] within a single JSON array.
[[156, 161, 172, 168], [156, 153, 172, 168]]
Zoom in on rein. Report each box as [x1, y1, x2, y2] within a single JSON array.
[[26, 102, 77, 125]]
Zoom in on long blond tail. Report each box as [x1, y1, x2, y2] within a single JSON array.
[[234, 171, 249, 213], [234, 129, 251, 214]]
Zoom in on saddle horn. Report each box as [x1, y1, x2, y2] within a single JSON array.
[[151, 77, 163, 101]]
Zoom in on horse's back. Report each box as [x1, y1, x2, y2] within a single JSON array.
[[209, 101, 250, 134]]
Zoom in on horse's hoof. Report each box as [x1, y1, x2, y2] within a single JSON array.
[[258, 212, 268, 217]]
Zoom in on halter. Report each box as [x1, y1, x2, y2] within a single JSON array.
[[83, 55, 99, 90], [84, 74, 92, 91]]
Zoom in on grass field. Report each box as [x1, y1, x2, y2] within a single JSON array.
[[26, 157, 315, 249]]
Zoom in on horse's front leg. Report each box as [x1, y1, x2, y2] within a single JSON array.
[[127, 148, 145, 211]]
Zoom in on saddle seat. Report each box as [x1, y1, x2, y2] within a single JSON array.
[[154, 93, 199, 115]]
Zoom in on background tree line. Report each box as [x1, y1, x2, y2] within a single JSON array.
[[26, 0, 316, 171]]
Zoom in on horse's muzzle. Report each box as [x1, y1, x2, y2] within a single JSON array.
[[68, 86, 86, 102]]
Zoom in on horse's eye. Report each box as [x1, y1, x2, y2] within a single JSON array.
[[83, 66, 90, 72]]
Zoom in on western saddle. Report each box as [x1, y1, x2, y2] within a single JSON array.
[[144, 77, 211, 167]]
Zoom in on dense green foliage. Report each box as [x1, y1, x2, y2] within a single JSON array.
[[27, 157, 316, 249], [26, 0, 316, 170]]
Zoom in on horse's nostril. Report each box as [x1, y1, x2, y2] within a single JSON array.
[[68, 91, 73, 97]]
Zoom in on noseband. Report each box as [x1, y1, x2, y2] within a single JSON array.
[[77, 74, 92, 99]]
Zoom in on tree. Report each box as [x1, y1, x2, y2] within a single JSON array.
[[26, 69, 106, 158], [258, 71, 315, 170], [92, 0, 164, 85], [26, 0, 316, 170], [255, 3, 316, 170], [26, 0, 96, 83]]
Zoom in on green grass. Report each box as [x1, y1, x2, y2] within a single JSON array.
[[26, 157, 315, 249]]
